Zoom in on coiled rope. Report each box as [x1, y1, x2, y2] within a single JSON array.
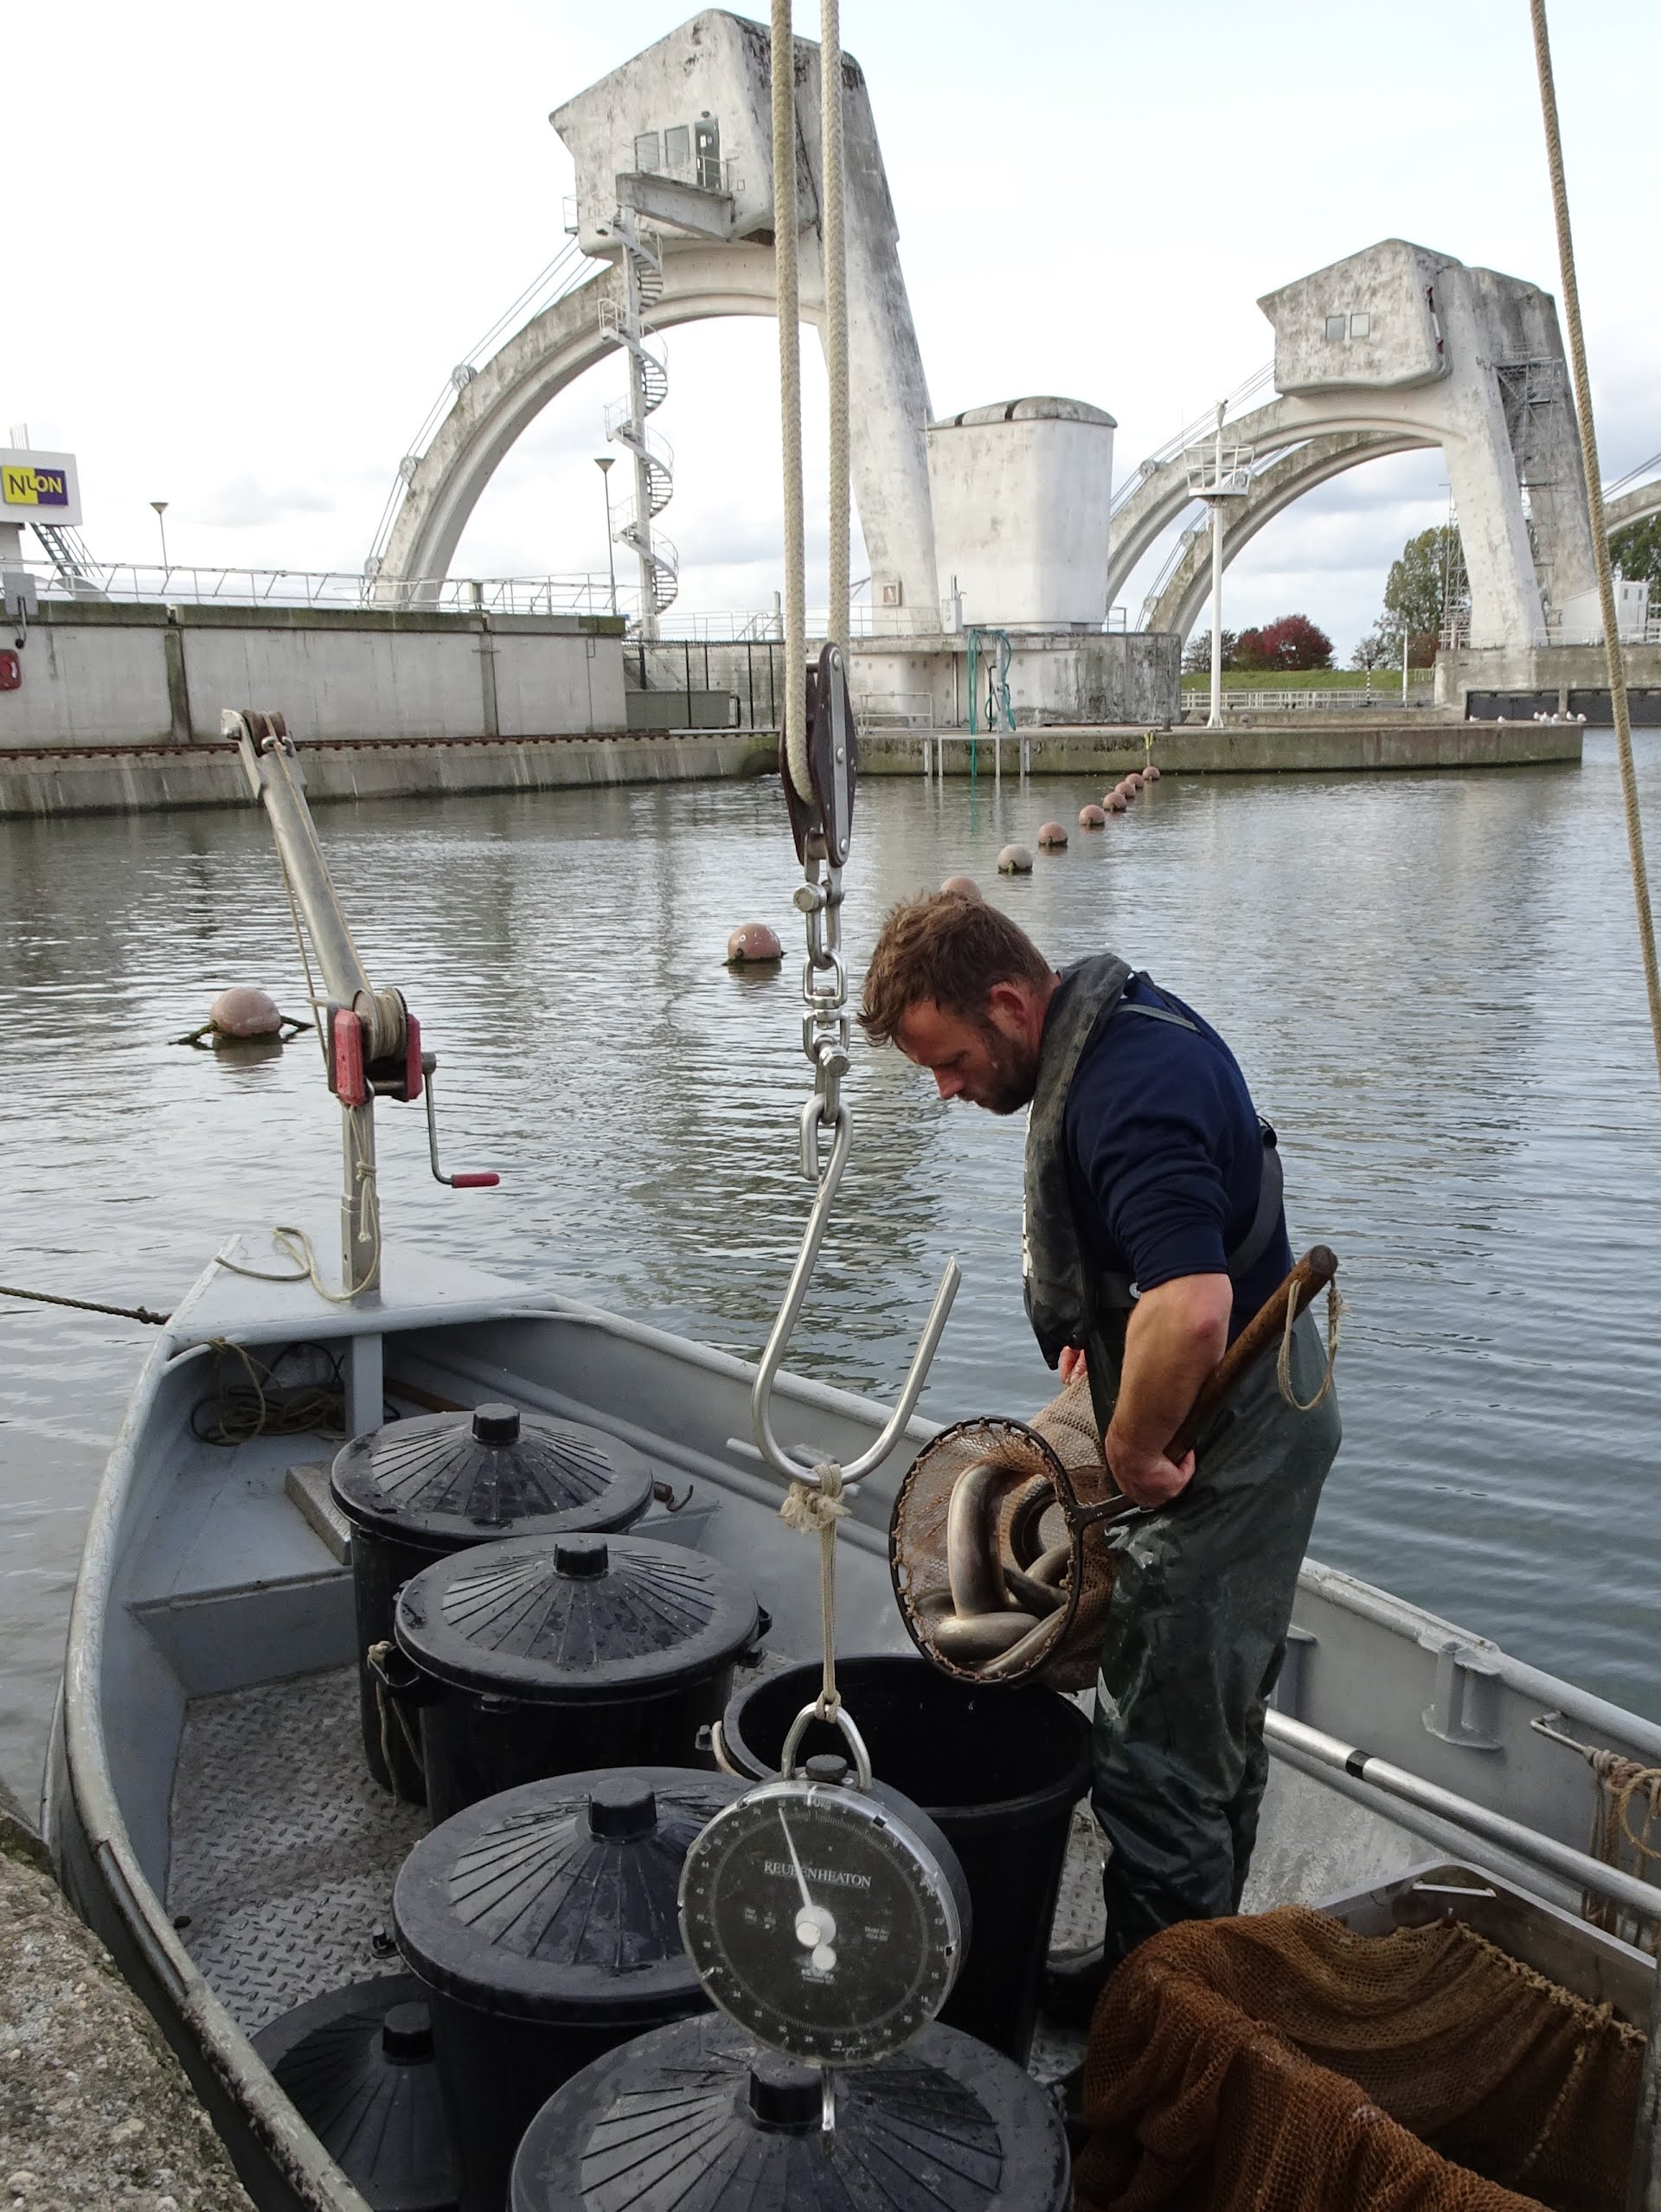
[[1529, 0, 1661, 1099], [771, 0, 810, 803]]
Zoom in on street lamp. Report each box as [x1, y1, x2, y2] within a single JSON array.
[[150, 500, 170, 574], [593, 457, 618, 619], [1185, 405, 1253, 730]]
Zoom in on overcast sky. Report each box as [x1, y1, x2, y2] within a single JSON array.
[[9, 1, 1654, 654]]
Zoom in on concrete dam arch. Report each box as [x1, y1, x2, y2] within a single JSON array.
[[378, 245, 794, 598]]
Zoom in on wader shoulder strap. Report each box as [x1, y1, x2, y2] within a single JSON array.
[[1093, 1117, 1282, 1311]]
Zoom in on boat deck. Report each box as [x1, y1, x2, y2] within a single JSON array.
[[166, 1669, 425, 2036]]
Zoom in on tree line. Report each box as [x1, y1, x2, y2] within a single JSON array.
[[1183, 512, 1661, 675]]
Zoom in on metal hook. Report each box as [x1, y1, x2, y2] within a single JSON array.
[[750, 1100, 960, 1491]]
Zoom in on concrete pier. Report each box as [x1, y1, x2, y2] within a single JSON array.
[[859, 717, 1584, 777], [0, 1809, 254, 2211], [0, 729, 776, 818]]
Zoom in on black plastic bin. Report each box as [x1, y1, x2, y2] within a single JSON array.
[[331, 1403, 654, 1798], [394, 1529, 760, 1824], [393, 1766, 743, 2212], [720, 1653, 1091, 2061], [510, 2012, 1071, 2212], [251, 1973, 458, 2212]]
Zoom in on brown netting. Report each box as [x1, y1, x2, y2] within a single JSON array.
[[1074, 1906, 1645, 2212], [888, 1373, 1121, 1692]]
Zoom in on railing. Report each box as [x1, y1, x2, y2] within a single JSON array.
[[363, 240, 608, 575], [1109, 362, 1276, 518], [16, 560, 626, 618], [854, 690, 936, 728], [1180, 684, 1438, 713]]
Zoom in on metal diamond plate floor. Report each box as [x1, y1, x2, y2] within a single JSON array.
[[167, 1668, 426, 2034]]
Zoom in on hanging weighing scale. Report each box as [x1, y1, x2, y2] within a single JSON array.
[[678, 1715, 969, 2068], [677, 631, 968, 2103]]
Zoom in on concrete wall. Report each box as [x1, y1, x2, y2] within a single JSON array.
[[0, 602, 628, 750], [851, 630, 1178, 730], [1437, 641, 1661, 716], [927, 399, 1116, 629], [859, 719, 1583, 777], [0, 730, 774, 817]]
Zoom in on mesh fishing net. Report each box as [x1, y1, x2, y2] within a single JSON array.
[[1074, 1906, 1645, 2212], [888, 1372, 1121, 1693]]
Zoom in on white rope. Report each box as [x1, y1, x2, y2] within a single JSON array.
[[771, 0, 811, 801], [214, 1206, 380, 1305], [820, 0, 850, 656], [779, 1457, 850, 1718], [1277, 1280, 1344, 1414], [1529, 0, 1661, 1101]]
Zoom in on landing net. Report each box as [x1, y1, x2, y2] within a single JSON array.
[[1074, 1906, 1644, 2212]]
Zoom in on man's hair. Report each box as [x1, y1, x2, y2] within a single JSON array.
[[859, 891, 1051, 1043]]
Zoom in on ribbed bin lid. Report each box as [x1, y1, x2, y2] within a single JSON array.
[[393, 1767, 744, 2023], [251, 1973, 458, 2212], [509, 2014, 1071, 2211], [330, 1405, 654, 1547], [394, 1533, 759, 1704]]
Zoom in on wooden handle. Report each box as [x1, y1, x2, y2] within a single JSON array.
[[1164, 1246, 1337, 1462]]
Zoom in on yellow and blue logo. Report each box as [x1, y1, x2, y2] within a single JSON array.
[[2, 464, 69, 510]]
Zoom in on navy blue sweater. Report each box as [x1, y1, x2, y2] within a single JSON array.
[[1060, 972, 1291, 1337]]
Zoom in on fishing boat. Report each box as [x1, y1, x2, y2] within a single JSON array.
[[40, 699, 1661, 2212], [37, 1, 1661, 2199]]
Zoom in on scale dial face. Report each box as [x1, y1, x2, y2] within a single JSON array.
[[677, 1779, 962, 2066]]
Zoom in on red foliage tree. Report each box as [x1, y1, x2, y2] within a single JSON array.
[[1258, 614, 1333, 670], [1232, 626, 1269, 670]]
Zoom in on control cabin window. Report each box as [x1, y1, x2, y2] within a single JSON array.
[[633, 131, 662, 172], [1324, 314, 1347, 342], [664, 125, 690, 169]]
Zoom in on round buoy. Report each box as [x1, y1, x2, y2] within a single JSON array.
[[209, 987, 283, 1038], [997, 844, 1033, 875], [1144, 762, 1162, 780], [1036, 822, 1068, 850], [725, 924, 782, 966], [940, 875, 982, 900], [1125, 771, 1145, 790], [1116, 782, 1138, 805], [1078, 805, 1106, 828], [1103, 791, 1126, 813]]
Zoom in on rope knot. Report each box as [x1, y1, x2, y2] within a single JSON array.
[[779, 1459, 850, 1535]]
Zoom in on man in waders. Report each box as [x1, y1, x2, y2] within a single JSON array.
[[859, 890, 1341, 1991]]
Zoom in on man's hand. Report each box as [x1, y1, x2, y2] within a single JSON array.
[[1058, 1345, 1087, 1384], [1105, 1431, 1195, 1509]]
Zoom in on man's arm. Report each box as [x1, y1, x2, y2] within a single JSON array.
[[1105, 1272, 1231, 1507]]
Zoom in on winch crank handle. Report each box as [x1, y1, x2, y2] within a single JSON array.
[[420, 1051, 502, 1190], [750, 1106, 962, 1487]]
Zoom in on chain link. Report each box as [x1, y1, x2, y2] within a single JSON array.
[[793, 863, 851, 1179]]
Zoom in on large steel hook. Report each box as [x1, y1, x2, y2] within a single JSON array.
[[749, 1101, 960, 1490], [750, 642, 959, 1491]]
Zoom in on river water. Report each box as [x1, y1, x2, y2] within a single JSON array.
[[3, 740, 1660, 1810]]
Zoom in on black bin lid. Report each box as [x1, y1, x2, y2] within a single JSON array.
[[393, 1767, 745, 2024], [251, 1973, 459, 2212], [330, 1404, 654, 1547], [509, 2014, 1072, 2211], [394, 1532, 759, 1704]]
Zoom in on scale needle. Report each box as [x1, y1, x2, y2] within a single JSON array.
[[779, 1808, 837, 1960]]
